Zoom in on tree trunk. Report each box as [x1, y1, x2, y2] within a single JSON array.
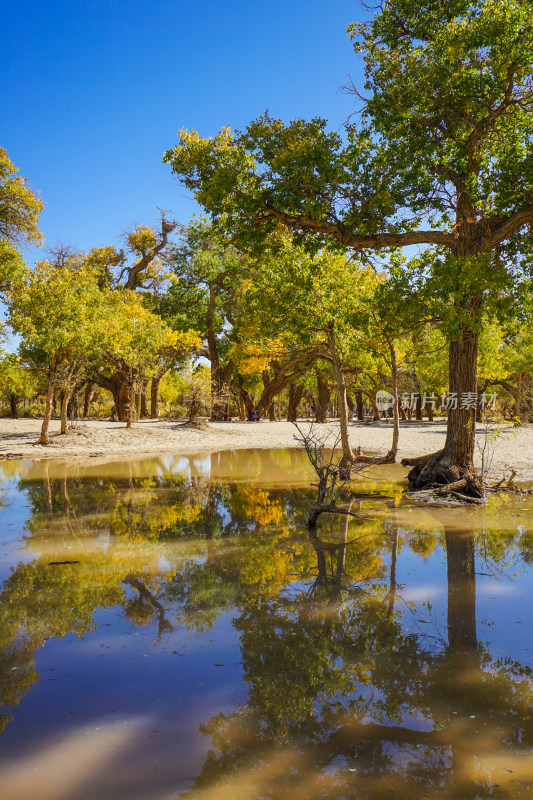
[[287, 383, 304, 422], [140, 379, 149, 418], [326, 324, 354, 467], [263, 371, 277, 421], [355, 390, 364, 421], [408, 321, 481, 490], [60, 389, 72, 434], [126, 373, 135, 429], [83, 381, 94, 418], [315, 367, 330, 423], [67, 391, 79, 421], [9, 393, 18, 419], [346, 392, 354, 417], [37, 370, 55, 445], [369, 392, 380, 421], [94, 371, 130, 421], [238, 389, 247, 421], [150, 377, 160, 419]]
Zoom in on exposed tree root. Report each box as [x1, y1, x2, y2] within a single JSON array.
[[401, 450, 444, 468], [354, 449, 396, 465]]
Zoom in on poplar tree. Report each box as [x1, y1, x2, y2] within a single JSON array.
[[165, 0, 533, 489]]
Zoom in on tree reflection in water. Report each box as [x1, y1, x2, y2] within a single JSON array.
[[0, 454, 532, 798]]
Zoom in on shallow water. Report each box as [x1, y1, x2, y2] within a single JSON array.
[[0, 449, 533, 799]]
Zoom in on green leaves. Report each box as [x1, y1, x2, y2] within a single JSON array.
[[0, 148, 43, 249]]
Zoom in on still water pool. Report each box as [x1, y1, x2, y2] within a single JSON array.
[[0, 449, 533, 799]]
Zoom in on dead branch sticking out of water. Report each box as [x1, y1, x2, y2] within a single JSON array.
[[293, 422, 375, 527], [486, 469, 533, 494]]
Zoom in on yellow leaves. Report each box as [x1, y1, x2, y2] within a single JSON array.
[[0, 147, 44, 248], [127, 225, 158, 254], [230, 340, 286, 374]]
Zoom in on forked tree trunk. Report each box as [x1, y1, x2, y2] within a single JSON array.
[[287, 383, 304, 422], [37, 369, 56, 445]]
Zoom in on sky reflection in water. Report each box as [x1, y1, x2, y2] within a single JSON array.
[[0, 449, 532, 799]]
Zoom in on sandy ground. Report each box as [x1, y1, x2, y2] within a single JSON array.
[[0, 417, 530, 479]]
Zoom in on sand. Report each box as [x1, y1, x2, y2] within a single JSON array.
[[0, 417, 530, 480]]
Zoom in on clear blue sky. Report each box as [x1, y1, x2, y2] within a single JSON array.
[[1, 1, 369, 260]]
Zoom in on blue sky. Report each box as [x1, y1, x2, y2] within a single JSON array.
[[1, 1, 370, 262]]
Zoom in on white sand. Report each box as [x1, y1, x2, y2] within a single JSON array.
[[0, 417, 530, 479]]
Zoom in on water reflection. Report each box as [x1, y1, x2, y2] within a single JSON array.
[[0, 450, 532, 799]]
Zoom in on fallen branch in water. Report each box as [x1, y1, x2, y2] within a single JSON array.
[[293, 422, 377, 527]]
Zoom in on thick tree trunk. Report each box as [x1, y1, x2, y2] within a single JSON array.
[[238, 389, 248, 421], [67, 391, 79, 421], [326, 324, 354, 467], [369, 392, 380, 421], [94, 371, 130, 421], [37, 370, 55, 445], [287, 383, 304, 422], [150, 377, 160, 419], [255, 362, 311, 419], [408, 321, 481, 490]]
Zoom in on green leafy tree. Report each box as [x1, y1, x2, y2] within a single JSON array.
[[165, 0, 533, 489], [102, 290, 199, 427], [0, 147, 43, 292], [158, 218, 248, 420], [7, 259, 112, 443], [0, 354, 37, 418]]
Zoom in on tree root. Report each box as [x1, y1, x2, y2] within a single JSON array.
[[355, 450, 396, 465], [401, 450, 444, 467]]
